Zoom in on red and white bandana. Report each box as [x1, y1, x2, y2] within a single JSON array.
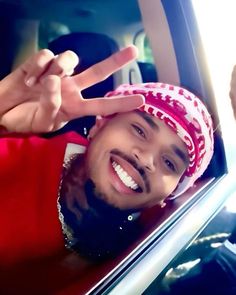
[[106, 83, 214, 198]]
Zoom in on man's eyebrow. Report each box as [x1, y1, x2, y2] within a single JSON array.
[[171, 144, 189, 167], [135, 111, 159, 131]]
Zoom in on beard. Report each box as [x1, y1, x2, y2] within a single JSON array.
[[84, 179, 140, 220], [59, 156, 141, 261]]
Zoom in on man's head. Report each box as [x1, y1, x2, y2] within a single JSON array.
[[86, 83, 214, 211]]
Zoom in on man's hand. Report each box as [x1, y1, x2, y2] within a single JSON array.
[[0, 46, 144, 133], [230, 65, 236, 119]]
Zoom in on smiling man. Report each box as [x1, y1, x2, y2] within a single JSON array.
[[0, 49, 214, 265], [85, 110, 189, 210], [89, 83, 213, 203], [56, 83, 214, 261]]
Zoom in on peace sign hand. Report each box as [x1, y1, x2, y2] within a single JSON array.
[[0, 46, 144, 133]]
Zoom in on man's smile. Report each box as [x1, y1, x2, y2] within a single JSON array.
[[112, 161, 139, 191], [109, 150, 149, 194]]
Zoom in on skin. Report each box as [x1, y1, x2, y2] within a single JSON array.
[[67, 110, 189, 212], [0, 46, 144, 133]]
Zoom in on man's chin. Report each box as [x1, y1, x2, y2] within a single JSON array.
[[67, 179, 141, 261], [84, 179, 138, 218]]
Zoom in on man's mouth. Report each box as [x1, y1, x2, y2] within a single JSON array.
[[110, 158, 143, 193]]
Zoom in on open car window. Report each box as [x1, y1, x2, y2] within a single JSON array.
[[0, 0, 235, 294]]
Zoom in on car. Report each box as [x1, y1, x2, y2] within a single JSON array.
[[0, 0, 235, 294]]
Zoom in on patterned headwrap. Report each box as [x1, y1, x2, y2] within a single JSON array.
[[106, 83, 214, 198]]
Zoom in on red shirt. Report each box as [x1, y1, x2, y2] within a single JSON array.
[[0, 132, 88, 266]]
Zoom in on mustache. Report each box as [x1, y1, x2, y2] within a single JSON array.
[[110, 149, 150, 193]]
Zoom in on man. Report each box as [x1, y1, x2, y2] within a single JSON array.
[[0, 46, 214, 266]]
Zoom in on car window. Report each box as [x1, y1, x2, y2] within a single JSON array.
[[134, 30, 158, 82]]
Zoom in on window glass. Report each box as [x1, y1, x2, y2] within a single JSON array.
[[134, 30, 155, 63], [134, 30, 157, 82], [143, 193, 236, 295]]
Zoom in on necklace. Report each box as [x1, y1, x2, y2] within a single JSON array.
[[57, 156, 76, 249], [57, 143, 86, 249]]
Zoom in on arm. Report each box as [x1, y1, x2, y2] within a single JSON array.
[[0, 46, 144, 134]]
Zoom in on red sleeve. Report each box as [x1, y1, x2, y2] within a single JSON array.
[[0, 132, 88, 266]]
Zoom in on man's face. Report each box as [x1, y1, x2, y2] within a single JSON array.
[[85, 111, 189, 211]]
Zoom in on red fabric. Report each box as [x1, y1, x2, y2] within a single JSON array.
[[0, 132, 88, 267]]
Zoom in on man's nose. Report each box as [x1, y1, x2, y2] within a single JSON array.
[[132, 147, 156, 173]]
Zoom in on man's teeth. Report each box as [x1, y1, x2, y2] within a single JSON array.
[[112, 161, 139, 190]]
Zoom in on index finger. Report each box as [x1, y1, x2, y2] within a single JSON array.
[[73, 94, 144, 118], [72, 45, 138, 90]]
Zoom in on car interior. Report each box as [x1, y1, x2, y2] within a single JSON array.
[[0, 0, 234, 294]]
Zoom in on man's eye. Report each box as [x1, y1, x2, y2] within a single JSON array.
[[132, 124, 146, 138], [163, 157, 177, 173]]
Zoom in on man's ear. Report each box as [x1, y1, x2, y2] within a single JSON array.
[[89, 117, 108, 139], [147, 199, 166, 209]]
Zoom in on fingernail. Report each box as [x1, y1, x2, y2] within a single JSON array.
[[25, 76, 36, 87]]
